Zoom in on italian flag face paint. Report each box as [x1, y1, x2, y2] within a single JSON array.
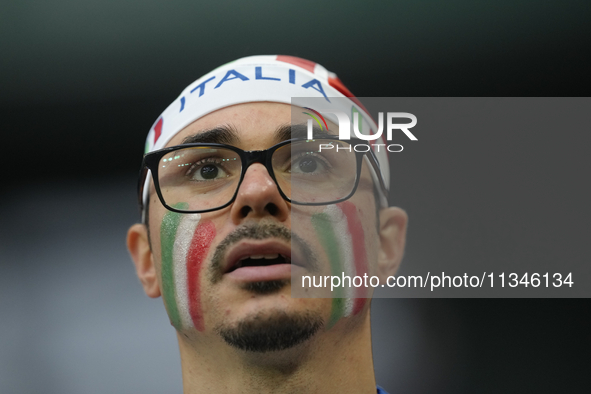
[[160, 203, 216, 331], [311, 201, 369, 328]]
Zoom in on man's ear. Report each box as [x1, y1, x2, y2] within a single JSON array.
[[376, 207, 408, 280], [127, 223, 161, 298]]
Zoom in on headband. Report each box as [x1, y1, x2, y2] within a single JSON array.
[[142, 55, 389, 207]]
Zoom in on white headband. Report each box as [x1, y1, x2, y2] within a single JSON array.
[[142, 55, 389, 207]]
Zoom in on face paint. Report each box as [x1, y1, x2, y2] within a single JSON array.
[[311, 201, 369, 327], [338, 201, 369, 315], [160, 203, 216, 331], [186, 220, 216, 331], [160, 203, 189, 329], [311, 210, 347, 329], [172, 213, 203, 328]]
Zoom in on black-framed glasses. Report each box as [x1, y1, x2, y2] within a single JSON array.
[[138, 137, 388, 214]]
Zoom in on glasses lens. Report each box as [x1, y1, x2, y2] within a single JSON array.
[[157, 146, 242, 211], [273, 139, 358, 204]]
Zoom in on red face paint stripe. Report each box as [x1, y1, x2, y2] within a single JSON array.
[[338, 201, 368, 315], [186, 221, 216, 332]]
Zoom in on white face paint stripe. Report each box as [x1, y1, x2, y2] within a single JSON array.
[[323, 205, 355, 317], [172, 213, 201, 329]]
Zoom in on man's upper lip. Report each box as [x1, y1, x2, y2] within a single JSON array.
[[223, 240, 292, 274]]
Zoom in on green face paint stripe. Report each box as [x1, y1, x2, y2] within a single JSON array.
[[323, 205, 355, 318], [329, 298, 346, 328], [311, 212, 345, 328], [160, 202, 189, 328]]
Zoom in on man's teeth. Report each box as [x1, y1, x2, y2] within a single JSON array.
[[240, 254, 280, 260], [233, 254, 291, 269]]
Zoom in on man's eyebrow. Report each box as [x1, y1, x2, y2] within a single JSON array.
[[275, 124, 296, 141], [181, 125, 239, 145], [274, 123, 335, 141]]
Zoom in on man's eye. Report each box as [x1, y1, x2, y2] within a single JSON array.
[[187, 159, 229, 181], [297, 157, 318, 173], [290, 153, 330, 175], [199, 164, 221, 179]]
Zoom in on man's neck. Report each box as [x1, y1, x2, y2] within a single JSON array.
[[176, 315, 377, 394]]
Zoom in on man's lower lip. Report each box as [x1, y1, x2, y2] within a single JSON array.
[[225, 264, 292, 282]]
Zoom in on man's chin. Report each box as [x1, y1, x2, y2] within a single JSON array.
[[215, 310, 324, 353]]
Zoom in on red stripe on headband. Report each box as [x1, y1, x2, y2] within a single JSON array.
[[276, 55, 316, 73], [327, 76, 372, 116], [328, 76, 389, 162], [153, 117, 163, 144]]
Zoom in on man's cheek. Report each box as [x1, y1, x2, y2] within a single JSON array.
[[160, 205, 216, 332], [309, 201, 370, 328]]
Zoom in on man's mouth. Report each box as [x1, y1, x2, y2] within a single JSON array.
[[207, 223, 319, 285], [223, 241, 295, 282], [228, 253, 292, 272]]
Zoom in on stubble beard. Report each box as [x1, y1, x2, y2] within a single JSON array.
[[209, 222, 324, 352], [215, 309, 324, 353]]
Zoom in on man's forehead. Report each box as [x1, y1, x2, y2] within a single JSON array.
[[164, 102, 289, 148], [164, 102, 336, 149]]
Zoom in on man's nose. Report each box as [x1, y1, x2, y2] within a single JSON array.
[[229, 163, 289, 223]]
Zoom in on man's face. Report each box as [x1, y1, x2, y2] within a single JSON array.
[[143, 102, 383, 351]]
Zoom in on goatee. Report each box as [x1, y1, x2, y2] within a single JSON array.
[[216, 311, 323, 352]]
